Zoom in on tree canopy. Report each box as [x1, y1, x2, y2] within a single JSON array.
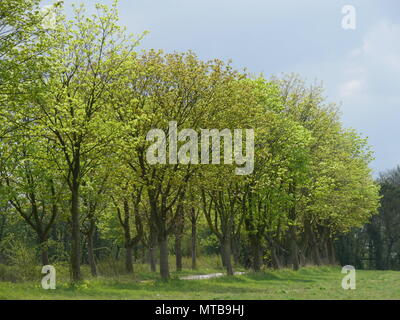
[[0, 1, 380, 282]]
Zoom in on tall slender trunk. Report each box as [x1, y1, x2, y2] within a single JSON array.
[[271, 245, 282, 269], [115, 245, 120, 260], [220, 245, 227, 267], [41, 248, 49, 266], [94, 228, 100, 260], [157, 204, 170, 280], [250, 235, 262, 271], [125, 245, 134, 274], [289, 232, 300, 271], [38, 236, 49, 266], [322, 239, 329, 263], [222, 237, 233, 276], [175, 234, 182, 272], [307, 226, 322, 266], [123, 199, 134, 274], [232, 236, 240, 266], [149, 224, 157, 272], [159, 236, 170, 280], [191, 217, 197, 270], [328, 237, 337, 265], [312, 244, 322, 266], [70, 176, 81, 282], [288, 183, 299, 271], [174, 205, 184, 272], [141, 245, 146, 264], [149, 246, 157, 272]]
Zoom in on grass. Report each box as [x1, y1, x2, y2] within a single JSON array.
[[0, 264, 399, 300]]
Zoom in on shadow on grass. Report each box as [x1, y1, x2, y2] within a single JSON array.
[[244, 272, 314, 283]]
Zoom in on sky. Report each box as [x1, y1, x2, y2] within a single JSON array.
[[44, 0, 400, 175]]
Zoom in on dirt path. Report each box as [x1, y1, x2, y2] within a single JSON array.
[[139, 271, 246, 283], [179, 272, 245, 280]]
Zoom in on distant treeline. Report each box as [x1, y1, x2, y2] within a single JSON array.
[[337, 166, 400, 270]]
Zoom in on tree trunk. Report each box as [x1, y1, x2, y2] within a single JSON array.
[[149, 226, 157, 272], [290, 236, 300, 271], [122, 199, 134, 274], [328, 237, 337, 265], [38, 234, 49, 266], [39, 240, 49, 266], [287, 228, 300, 270], [288, 183, 299, 271], [175, 234, 182, 272], [87, 218, 97, 277], [222, 237, 233, 276], [40, 248, 49, 266], [191, 218, 197, 270], [115, 245, 120, 260], [232, 236, 240, 266], [70, 177, 81, 282], [250, 236, 262, 271], [220, 245, 227, 267], [94, 228, 101, 260], [309, 228, 322, 266], [312, 243, 322, 266], [149, 246, 157, 272], [125, 245, 134, 274], [322, 238, 329, 263], [159, 236, 170, 280], [271, 245, 282, 269]]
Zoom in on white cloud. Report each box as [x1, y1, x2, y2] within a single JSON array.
[[361, 21, 400, 70], [339, 20, 400, 100], [339, 79, 364, 98]]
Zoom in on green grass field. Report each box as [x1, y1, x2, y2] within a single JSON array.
[[0, 266, 399, 300]]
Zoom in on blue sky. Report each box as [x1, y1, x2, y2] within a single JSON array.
[[46, 0, 400, 175]]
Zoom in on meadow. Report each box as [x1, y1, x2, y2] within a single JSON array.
[[0, 257, 399, 300]]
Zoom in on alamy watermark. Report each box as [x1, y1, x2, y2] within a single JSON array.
[[341, 5, 356, 30], [41, 265, 56, 290], [40, 4, 58, 30], [341, 265, 356, 290], [146, 121, 254, 175]]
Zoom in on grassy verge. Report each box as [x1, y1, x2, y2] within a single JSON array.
[[0, 266, 399, 300]]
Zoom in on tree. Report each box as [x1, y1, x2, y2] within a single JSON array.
[[111, 50, 241, 279], [17, 1, 143, 282], [0, 135, 64, 265]]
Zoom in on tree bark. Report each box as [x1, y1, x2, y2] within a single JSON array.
[[159, 236, 170, 280], [41, 249, 49, 266], [289, 233, 300, 271], [328, 237, 337, 265], [39, 238, 49, 266], [123, 199, 134, 274], [250, 235, 262, 271], [232, 235, 241, 266], [175, 234, 182, 272], [149, 224, 157, 272], [222, 237, 233, 276], [191, 216, 197, 270], [308, 227, 322, 266], [125, 245, 134, 274], [70, 176, 81, 282], [271, 245, 282, 269], [149, 246, 157, 272], [220, 245, 227, 267], [287, 183, 299, 271]]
